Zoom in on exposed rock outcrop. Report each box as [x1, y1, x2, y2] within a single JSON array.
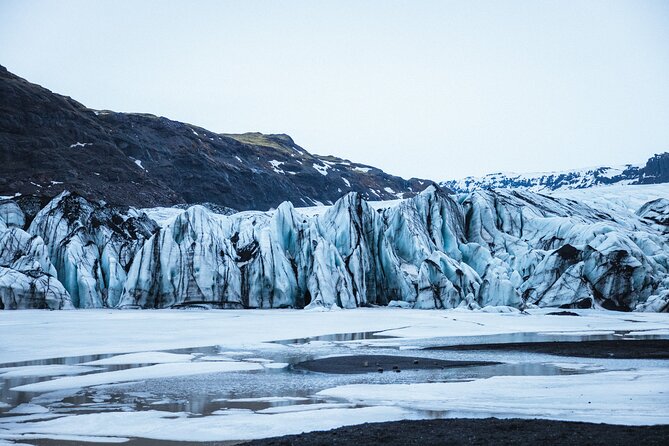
[[0, 65, 428, 211]]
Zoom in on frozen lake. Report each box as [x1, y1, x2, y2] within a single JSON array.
[[0, 308, 668, 444]]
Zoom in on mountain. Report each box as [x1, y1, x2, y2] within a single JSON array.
[[1, 185, 667, 312], [2, 66, 668, 313], [441, 153, 669, 193], [0, 65, 429, 210]]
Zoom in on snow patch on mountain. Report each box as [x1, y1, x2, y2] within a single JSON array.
[[69, 142, 91, 149], [312, 163, 330, 176], [269, 160, 285, 174]]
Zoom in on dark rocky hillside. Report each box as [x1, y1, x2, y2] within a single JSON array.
[[639, 153, 669, 184], [0, 65, 429, 210]]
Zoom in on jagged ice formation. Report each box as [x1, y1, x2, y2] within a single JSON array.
[[1, 186, 667, 312]]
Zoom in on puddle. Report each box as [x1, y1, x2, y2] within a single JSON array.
[[411, 329, 669, 349], [273, 330, 396, 345], [2, 329, 667, 445]]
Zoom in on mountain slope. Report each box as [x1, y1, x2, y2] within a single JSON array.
[[441, 153, 668, 193], [0, 65, 429, 210]]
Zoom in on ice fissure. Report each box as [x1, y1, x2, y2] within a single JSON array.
[[1, 185, 667, 311]]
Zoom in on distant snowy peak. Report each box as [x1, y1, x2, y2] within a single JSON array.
[[441, 153, 669, 193], [443, 164, 640, 193]]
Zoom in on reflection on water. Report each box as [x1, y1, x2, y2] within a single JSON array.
[[413, 329, 669, 349], [1, 329, 668, 445], [273, 330, 397, 345]]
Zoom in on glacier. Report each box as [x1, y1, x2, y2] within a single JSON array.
[[0, 185, 667, 312]]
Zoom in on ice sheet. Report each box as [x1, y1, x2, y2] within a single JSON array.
[[83, 352, 195, 365], [317, 368, 669, 425], [219, 396, 309, 403], [2, 308, 668, 364], [0, 365, 100, 378], [8, 404, 49, 415], [11, 361, 264, 392], [257, 402, 354, 414], [0, 407, 413, 442]]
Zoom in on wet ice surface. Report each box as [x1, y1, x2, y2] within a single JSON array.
[[1, 309, 668, 444]]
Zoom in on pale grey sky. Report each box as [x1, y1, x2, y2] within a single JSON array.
[[1, 0, 668, 180]]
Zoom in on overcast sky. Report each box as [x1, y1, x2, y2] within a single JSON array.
[[1, 0, 668, 180]]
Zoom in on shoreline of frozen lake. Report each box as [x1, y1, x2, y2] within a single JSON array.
[[1, 308, 668, 444]]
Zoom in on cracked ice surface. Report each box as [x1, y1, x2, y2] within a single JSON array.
[[2, 308, 669, 364], [317, 369, 669, 425], [0, 309, 667, 443]]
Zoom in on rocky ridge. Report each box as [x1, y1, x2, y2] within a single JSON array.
[[0, 65, 427, 211]]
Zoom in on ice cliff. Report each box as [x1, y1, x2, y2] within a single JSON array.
[[1, 186, 667, 312]]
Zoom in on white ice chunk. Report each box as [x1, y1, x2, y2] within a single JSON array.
[[82, 352, 195, 365], [0, 365, 100, 378], [12, 362, 263, 392], [318, 369, 669, 425], [0, 407, 413, 442]]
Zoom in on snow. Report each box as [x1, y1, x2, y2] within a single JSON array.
[[0, 407, 413, 443], [384, 187, 395, 194], [5, 435, 128, 444], [134, 159, 147, 171], [269, 160, 285, 174], [198, 355, 236, 361], [0, 365, 100, 378], [367, 199, 405, 210], [353, 166, 372, 173], [312, 163, 329, 176], [257, 403, 354, 414], [1, 308, 668, 364], [443, 163, 645, 193], [69, 142, 91, 148], [342, 177, 351, 187], [0, 309, 668, 442], [11, 361, 264, 392], [292, 205, 332, 217], [8, 404, 50, 415], [222, 396, 309, 403], [82, 351, 195, 365], [551, 183, 669, 213], [235, 156, 243, 163], [141, 207, 185, 227], [317, 368, 669, 425]]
